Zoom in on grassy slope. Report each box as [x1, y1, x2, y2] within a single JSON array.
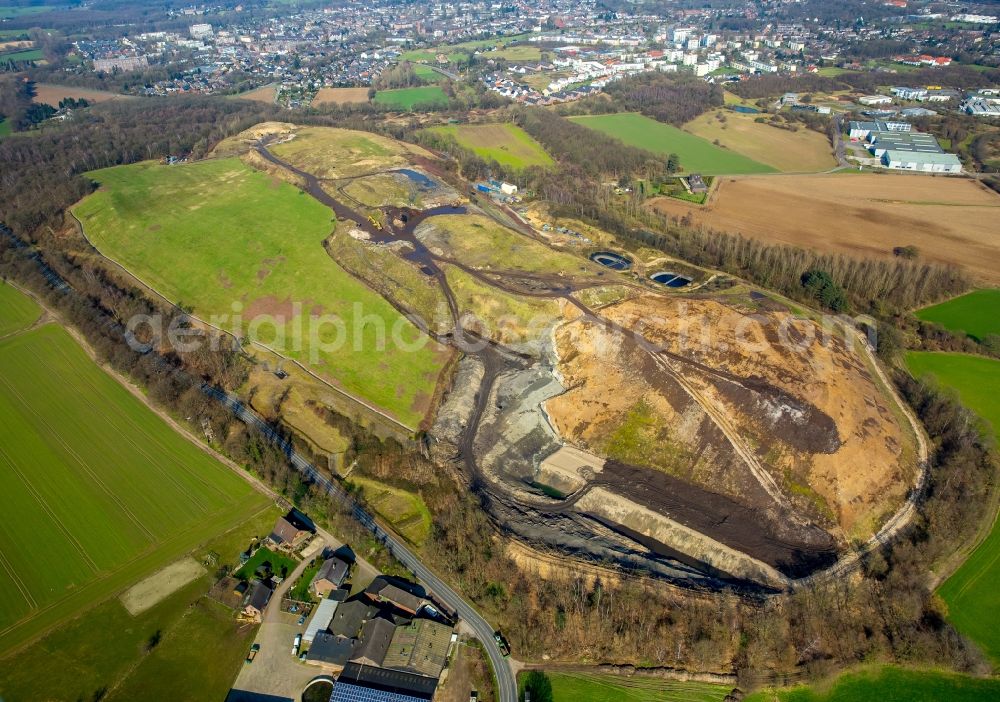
[[0, 281, 40, 336], [374, 86, 448, 109], [915, 289, 1000, 341], [349, 476, 432, 546], [569, 113, 776, 175], [74, 158, 444, 428], [0, 48, 43, 61], [429, 123, 553, 170], [0, 322, 266, 650], [538, 671, 730, 702], [907, 351, 1000, 665], [0, 507, 278, 702], [744, 665, 1000, 701], [684, 110, 836, 173]]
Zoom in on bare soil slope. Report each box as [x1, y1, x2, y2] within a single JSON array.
[[546, 293, 915, 539]]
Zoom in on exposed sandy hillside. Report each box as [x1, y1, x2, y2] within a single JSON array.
[[546, 293, 915, 539]]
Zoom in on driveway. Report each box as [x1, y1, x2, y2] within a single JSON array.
[[227, 543, 324, 702]]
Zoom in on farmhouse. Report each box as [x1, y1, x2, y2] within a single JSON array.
[[268, 509, 314, 550], [350, 616, 396, 667], [310, 557, 350, 596], [881, 150, 962, 173], [306, 631, 356, 667], [688, 173, 708, 193]]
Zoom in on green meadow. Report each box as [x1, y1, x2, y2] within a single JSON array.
[[0, 48, 43, 62], [915, 289, 1000, 341], [73, 157, 445, 427], [744, 665, 1000, 701], [521, 670, 730, 702], [0, 281, 40, 336], [428, 122, 553, 169], [374, 85, 448, 110], [0, 319, 267, 653], [907, 351, 1000, 665], [0, 118, 11, 138], [569, 112, 776, 175]]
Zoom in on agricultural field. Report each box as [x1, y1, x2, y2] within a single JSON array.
[[522, 670, 731, 702], [427, 123, 553, 170], [374, 85, 448, 110], [569, 113, 775, 175], [236, 83, 277, 103], [0, 317, 268, 653], [0, 506, 278, 702], [0, 48, 43, 62], [906, 350, 1000, 664], [312, 86, 370, 105], [32, 83, 123, 107], [684, 110, 836, 172], [915, 289, 1000, 341], [349, 477, 432, 546], [0, 282, 40, 337], [744, 665, 1000, 701], [650, 174, 1000, 284], [73, 157, 448, 428]]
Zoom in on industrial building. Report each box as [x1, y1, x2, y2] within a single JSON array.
[[880, 150, 962, 173]]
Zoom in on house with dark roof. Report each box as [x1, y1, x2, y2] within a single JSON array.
[[306, 631, 356, 668], [364, 577, 425, 615], [268, 509, 314, 550], [330, 599, 377, 638], [242, 580, 273, 622], [311, 557, 350, 597], [332, 662, 438, 702], [350, 616, 396, 667]]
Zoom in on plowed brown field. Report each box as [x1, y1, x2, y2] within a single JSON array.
[[650, 173, 1000, 284]]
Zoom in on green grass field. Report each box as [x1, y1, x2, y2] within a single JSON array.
[[907, 351, 1000, 665], [524, 671, 731, 702], [0, 282, 40, 337], [744, 665, 1000, 701], [234, 547, 298, 581], [350, 476, 432, 546], [74, 157, 445, 428], [569, 113, 776, 175], [0, 48, 43, 62], [0, 506, 278, 702], [374, 86, 448, 110], [428, 122, 553, 170], [0, 319, 267, 653], [0, 118, 11, 138], [413, 64, 440, 82], [915, 290, 1000, 341]]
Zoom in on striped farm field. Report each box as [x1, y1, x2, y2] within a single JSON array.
[[0, 318, 266, 654], [0, 282, 41, 337]]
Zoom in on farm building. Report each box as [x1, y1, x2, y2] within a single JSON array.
[[242, 580, 273, 622], [304, 589, 349, 643], [881, 150, 962, 173], [331, 662, 438, 702], [365, 577, 425, 615], [382, 619, 454, 678], [350, 616, 396, 667], [306, 632, 356, 667], [311, 557, 350, 596]]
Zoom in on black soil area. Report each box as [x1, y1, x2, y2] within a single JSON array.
[[596, 461, 839, 578]]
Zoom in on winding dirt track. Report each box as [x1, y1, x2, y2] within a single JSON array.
[[251, 140, 930, 592]]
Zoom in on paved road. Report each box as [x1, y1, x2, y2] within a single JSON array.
[[207, 387, 517, 702]]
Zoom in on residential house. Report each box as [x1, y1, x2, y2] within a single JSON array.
[[311, 557, 350, 597], [242, 580, 273, 622]]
